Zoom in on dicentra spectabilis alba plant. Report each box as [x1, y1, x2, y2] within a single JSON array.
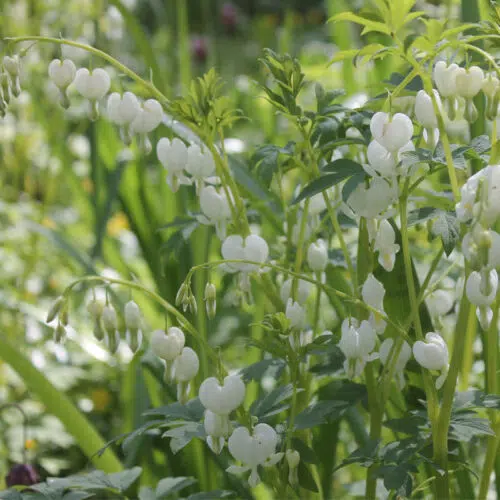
[[6, 1, 500, 499]]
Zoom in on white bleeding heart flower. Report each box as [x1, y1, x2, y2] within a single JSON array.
[[204, 410, 232, 454], [426, 289, 454, 318], [199, 375, 246, 415], [338, 318, 378, 378], [482, 73, 500, 98], [156, 137, 191, 191], [484, 165, 500, 224], [130, 99, 163, 133], [307, 239, 328, 272], [173, 346, 200, 382], [345, 177, 397, 219], [280, 278, 311, 305], [74, 68, 111, 100], [488, 231, 500, 268], [227, 423, 283, 487], [370, 112, 413, 152], [150, 327, 185, 361], [413, 332, 449, 389], [49, 59, 77, 89], [366, 140, 397, 177], [198, 185, 232, 239], [466, 270, 498, 307], [362, 274, 386, 333], [221, 234, 269, 273], [414, 89, 441, 129], [286, 449, 300, 485], [455, 66, 485, 98], [374, 220, 400, 272], [379, 338, 412, 389], [107, 91, 140, 125], [285, 298, 306, 330], [124, 300, 142, 352], [185, 144, 216, 187], [433, 61, 459, 98]]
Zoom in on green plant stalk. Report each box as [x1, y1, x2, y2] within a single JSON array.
[[478, 300, 500, 499], [459, 299, 477, 391], [399, 189, 444, 495], [0, 337, 123, 473], [4, 36, 169, 105], [291, 198, 310, 301]]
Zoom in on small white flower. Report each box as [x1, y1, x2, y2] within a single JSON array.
[[199, 375, 246, 415], [173, 346, 200, 382], [338, 318, 378, 378], [370, 112, 414, 152], [362, 274, 386, 333], [204, 410, 232, 454], [185, 144, 216, 186], [455, 66, 485, 99], [130, 99, 163, 133], [150, 327, 185, 361], [414, 89, 441, 129], [413, 332, 449, 389], [285, 298, 306, 330], [124, 300, 142, 352], [286, 449, 300, 485], [227, 424, 283, 487], [307, 239, 328, 272], [482, 73, 500, 98], [157, 137, 191, 191], [74, 68, 111, 100], [379, 338, 412, 389], [433, 61, 459, 98], [466, 270, 498, 307], [198, 185, 232, 239], [48, 59, 77, 89], [3, 55, 20, 77], [221, 234, 269, 273], [280, 278, 311, 305], [426, 289, 454, 318], [374, 220, 400, 272], [345, 177, 397, 219], [107, 91, 140, 125]]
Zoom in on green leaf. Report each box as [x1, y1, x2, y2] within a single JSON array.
[[333, 439, 381, 471], [294, 401, 348, 429], [377, 464, 414, 496], [297, 462, 319, 492], [291, 437, 319, 464], [430, 211, 460, 256], [144, 398, 205, 421], [250, 383, 297, 418], [322, 158, 365, 175], [342, 172, 367, 202], [449, 412, 495, 442], [162, 422, 205, 454], [329, 12, 392, 35], [239, 358, 286, 383], [407, 207, 440, 226], [453, 390, 500, 410], [384, 414, 430, 436], [156, 477, 197, 498], [186, 491, 235, 500]]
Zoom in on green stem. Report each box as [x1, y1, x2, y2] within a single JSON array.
[[5, 36, 169, 105], [176, 0, 191, 91], [0, 337, 122, 473]]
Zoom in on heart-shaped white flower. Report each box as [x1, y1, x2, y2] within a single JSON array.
[[482, 73, 500, 98], [455, 66, 484, 98], [374, 219, 400, 272], [414, 89, 441, 129], [130, 99, 163, 133], [74, 68, 111, 100], [221, 234, 269, 272], [433, 61, 459, 97], [48, 59, 77, 89], [307, 239, 328, 272], [413, 333, 449, 389], [370, 112, 413, 152], [173, 347, 200, 382], [157, 137, 188, 173], [466, 270, 498, 307], [228, 423, 279, 468], [199, 374, 246, 415], [199, 186, 232, 222], [150, 327, 185, 361], [107, 91, 140, 125], [185, 144, 216, 180]]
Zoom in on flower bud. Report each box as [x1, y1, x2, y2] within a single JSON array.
[[175, 283, 189, 307], [124, 300, 141, 332], [307, 239, 328, 272], [173, 347, 200, 382], [150, 327, 185, 361], [204, 410, 231, 454], [5, 464, 39, 487], [101, 304, 118, 335], [54, 322, 67, 343], [285, 298, 306, 330], [286, 449, 300, 486], [3, 55, 20, 77], [204, 283, 217, 319], [46, 296, 65, 323]]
